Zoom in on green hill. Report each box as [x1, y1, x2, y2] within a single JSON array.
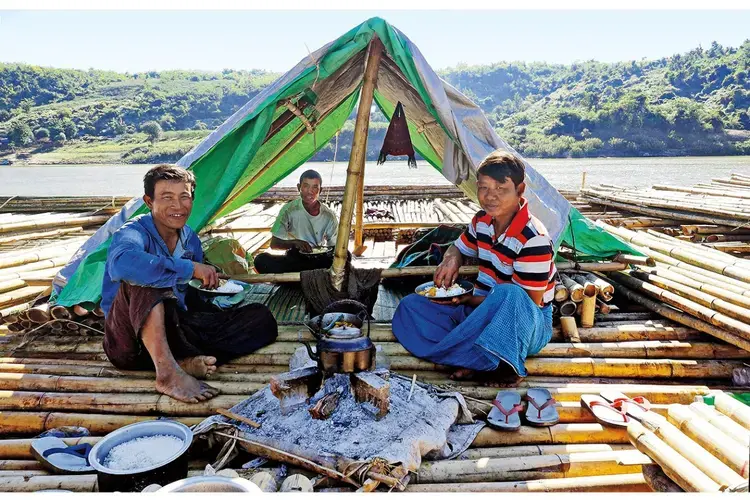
[[1, 39, 749, 164]]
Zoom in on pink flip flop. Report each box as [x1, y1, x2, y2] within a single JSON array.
[[581, 394, 630, 427]]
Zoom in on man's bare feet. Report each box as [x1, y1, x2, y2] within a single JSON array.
[[450, 368, 476, 381], [155, 367, 220, 404], [178, 355, 217, 379]]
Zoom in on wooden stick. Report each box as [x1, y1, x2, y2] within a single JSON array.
[[331, 37, 384, 290], [216, 408, 261, 429]]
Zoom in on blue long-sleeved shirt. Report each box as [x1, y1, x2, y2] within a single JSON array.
[[101, 214, 202, 317]]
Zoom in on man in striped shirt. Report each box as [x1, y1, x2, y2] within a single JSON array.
[[392, 150, 557, 384]]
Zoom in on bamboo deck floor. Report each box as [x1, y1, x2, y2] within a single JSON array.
[[0, 183, 749, 492]]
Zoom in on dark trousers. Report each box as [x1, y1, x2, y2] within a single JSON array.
[[254, 248, 333, 274], [103, 282, 278, 370]]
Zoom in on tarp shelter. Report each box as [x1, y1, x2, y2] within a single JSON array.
[[53, 17, 636, 307]]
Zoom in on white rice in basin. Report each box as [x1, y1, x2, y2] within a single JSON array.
[[103, 434, 184, 471]]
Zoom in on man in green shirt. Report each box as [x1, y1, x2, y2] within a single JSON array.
[[254, 169, 338, 273]]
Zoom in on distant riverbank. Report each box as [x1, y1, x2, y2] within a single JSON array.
[[2, 156, 748, 197]]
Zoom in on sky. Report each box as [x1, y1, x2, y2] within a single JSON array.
[[1, 9, 749, 73]]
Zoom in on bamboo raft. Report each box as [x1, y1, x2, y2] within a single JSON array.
[[1, 176, 749, 492]]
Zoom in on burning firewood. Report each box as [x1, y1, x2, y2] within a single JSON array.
[[308, 392, 341, 420]]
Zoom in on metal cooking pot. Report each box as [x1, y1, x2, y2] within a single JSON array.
[[302, 300, 375, 374], [89, 421, 192, 492]]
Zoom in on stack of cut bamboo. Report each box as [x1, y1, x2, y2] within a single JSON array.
[[597, 222, 750, 353], [581, 172, 750, 256], [555, 272, 617, 337], [626, 391, 750, 492]]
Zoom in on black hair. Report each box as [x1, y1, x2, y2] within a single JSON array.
[[299, 169, 322, 185], [143, 164, 196, 199], [476, 150, 525, 187]]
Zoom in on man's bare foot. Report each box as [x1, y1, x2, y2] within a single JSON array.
[[450, 368, 476, 381], [156, 367, 220, 403], [483, 375, 524, 388], [178, 355, 217, 379]]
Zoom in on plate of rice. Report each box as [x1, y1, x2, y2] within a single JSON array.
[[189, 278, 244, 296], [415, 279, 474, 302]]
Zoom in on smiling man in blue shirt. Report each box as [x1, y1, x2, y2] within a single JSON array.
[[102, 165, 278, 403]]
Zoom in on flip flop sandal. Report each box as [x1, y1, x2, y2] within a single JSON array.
[[600, 390, 652, 420], [581, 394, 630, 427], [524, 388, 560, 426], [487, 391, 523, 431], [31, 436, 94, 474]]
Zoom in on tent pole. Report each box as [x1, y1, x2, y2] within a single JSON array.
[[354, 169, 366, 253], [330, 37, 384, 290]]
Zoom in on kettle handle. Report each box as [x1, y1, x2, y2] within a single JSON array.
[[322, 299, 370, 337], [301, 340, 320, 362]]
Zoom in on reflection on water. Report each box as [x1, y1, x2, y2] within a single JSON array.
[[1, 156, 748, 197]]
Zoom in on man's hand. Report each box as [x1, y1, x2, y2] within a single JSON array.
[[294, 240, 313, 253], [450, 294, 485, 307], [193, 262, 219, 289], [434, 256, 461, 288]]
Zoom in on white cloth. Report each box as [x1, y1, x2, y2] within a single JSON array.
[[270, 198, 338, 247]]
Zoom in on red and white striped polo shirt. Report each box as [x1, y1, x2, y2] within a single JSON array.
[[454, 198, 558, 305]]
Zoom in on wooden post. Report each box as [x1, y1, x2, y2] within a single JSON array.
[[330, 37, 384, 290]]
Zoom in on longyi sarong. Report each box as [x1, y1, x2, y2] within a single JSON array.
[[392, 284, 552, 376], [104, 282, 278, 370]]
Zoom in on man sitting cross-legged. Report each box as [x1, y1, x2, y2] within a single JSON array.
[[253, 169, 338, 274], [101, 164, 278, 403]]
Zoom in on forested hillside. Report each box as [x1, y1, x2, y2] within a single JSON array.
[[1, 39, 749, 163]]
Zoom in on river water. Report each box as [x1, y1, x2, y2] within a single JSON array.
[[1, 156, 748, 197]]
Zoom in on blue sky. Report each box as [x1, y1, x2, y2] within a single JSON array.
[[1, 10, 749, 72]]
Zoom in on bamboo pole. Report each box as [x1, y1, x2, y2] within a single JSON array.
[[0, 226, 85, 245], [406, 473, 649, 492], [571, 274, 597, 297], [626, 420, 720, 492], [0, 215, 109, 235], [689, 401, 750, 447], [472, 424, 629, 447], [414, 450, 651, 483], [354, 161, 366, 249], [0, 279, 25, 295], [455, 444, 634, 460], [559, 317, 580, 343], [631, 270, 750, 324], [626, 402, 745, 488], [553, 283, 569, 302], [639, 265, 750, 308], [561, 274, 584, 302], [0, 410, 202, 436], [558, 301, 577, 317], [0, 474, 97, 492], [330, 38, 384, 290], [606, 272, 750, 351], [0, 437, 100, 460], [0, 286, 47, 309], [713, 391, 750, 430], [667, 404, 749, 478]]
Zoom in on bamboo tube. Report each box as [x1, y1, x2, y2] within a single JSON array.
[[473, 424, 629, 447], [607, 272, 750, 351], [71, 304, 89, 317], [0, 279, 25, 295], [627, 420, 720, 492], [561, 274, 584, 302], [526, 357, 741, 379], [0, 410, 202, 436], [667, 404, 749, 478], [713, 391, 750, 430], [629, 404, 745, 488], [681, 224, 750, 236], [331, 37, 384, 291], [0, 286, 47, 309], [0, 226, 86, 245], [0, 460, 43, 470], [632, 270, 750, 324], [0, 241, 84, 270], [406, 473, 649, 492], [0, 257, 67, 282], [689, 402, 750, 447], [0, 373, 263, 395], [585, 273, 614, 301], [414, 450, 651, 483], [559, 317, 580, 343], [579, 289, 596, 328], [570, 274, 597, 297], [26, 303, 50, 324], [554, 283, 569, 302], [0, 474, 97, 492], [354, 159, 366, 249], [456, 444, 634, 460], [558, 301, 577, 316], [0, 215, 109, 235], [49, 305, 71, 320]]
